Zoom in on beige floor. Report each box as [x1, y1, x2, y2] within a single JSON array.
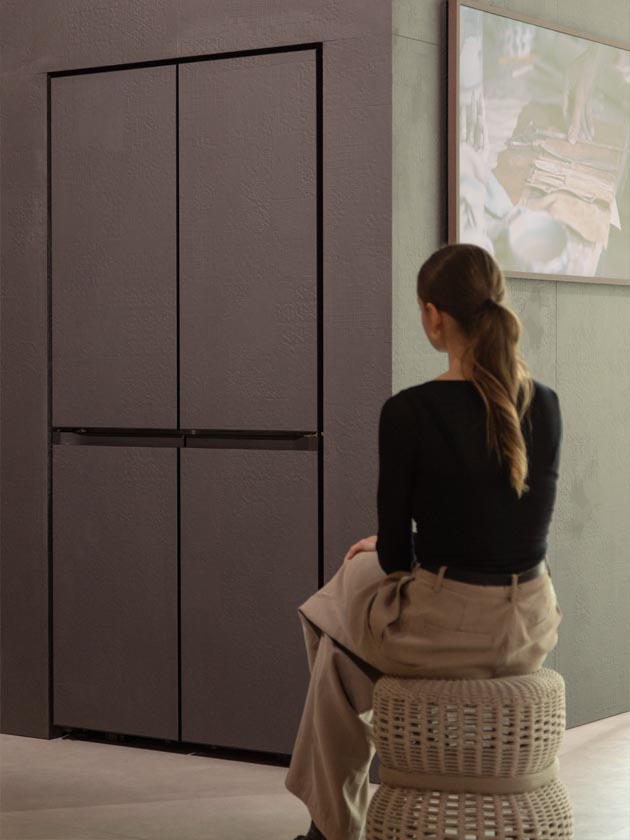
[[1, 712, 628, 840]]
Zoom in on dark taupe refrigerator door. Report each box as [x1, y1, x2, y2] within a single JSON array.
[[51, 66, 177, 429], [180, 447, 317, 752], [52, 444, 178, 739], [179, 50, 317, 431]]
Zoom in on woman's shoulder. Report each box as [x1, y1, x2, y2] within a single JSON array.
[[394, 377, 560, 416], [532, 379, 559, 400], [527, 379, 560, 412], [385, 382, 472, 422], [404, 376, 558, 397], [396, 380, 476, 401], [527, 381, 561, 434], [389, 378, 559, 399]]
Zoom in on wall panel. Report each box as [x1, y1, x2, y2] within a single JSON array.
[[179, 50, 317, 431], [51, 65, 177, 429], [52, 444, 178, 739], [180, 447, 318, 753]]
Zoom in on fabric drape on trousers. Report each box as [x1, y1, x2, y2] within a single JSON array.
[[284, 550, 563, 840]]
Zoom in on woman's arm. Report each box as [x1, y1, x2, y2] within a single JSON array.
[[374, 393, 418, 575]]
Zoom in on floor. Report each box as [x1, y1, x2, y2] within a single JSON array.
[[1, 712, 628, 840]]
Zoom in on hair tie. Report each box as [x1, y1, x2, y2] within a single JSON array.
[[480, 297, 497, 314]]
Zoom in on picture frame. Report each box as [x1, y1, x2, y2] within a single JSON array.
[[447, 0, 630, 285]]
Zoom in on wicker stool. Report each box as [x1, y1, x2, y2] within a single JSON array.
[[366, 667, 573, 840]]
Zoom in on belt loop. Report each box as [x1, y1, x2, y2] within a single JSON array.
[[433, 565, 447, 593], [509, 573, 518, 602]]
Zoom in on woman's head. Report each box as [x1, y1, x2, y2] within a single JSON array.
[[417, 243, 534, 498]]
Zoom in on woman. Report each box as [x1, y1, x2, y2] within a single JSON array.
[[285, 243, 563, 840]]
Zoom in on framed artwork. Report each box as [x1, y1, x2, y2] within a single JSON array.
[[448, 0, 630, 285]]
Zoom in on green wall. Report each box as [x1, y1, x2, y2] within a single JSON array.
[[392, 0, 630, 727]]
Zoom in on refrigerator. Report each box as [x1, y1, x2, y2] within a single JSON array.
[[50, 48, 320, 754]]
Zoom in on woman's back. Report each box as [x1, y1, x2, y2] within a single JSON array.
[[375, 379, 562, 575]]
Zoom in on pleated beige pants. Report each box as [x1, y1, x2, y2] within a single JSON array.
[[284, 550, 563, 840]]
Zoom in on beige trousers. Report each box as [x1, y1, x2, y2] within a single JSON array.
[[284, 550, 563, 840]]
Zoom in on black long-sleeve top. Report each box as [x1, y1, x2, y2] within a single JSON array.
[[375, 379, 562, 575]]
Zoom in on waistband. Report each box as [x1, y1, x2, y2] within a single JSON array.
[[416, 557, 549, 586]]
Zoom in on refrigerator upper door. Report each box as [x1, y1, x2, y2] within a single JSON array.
[[51, 65, 177, 429], [179, 50, 318, 431]]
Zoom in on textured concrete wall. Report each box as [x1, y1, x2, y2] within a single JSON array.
[[0, 0, 392, 737], [1, 0, 627, 741], [392, 0, 630, 727]]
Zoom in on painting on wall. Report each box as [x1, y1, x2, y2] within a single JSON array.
[[448, 0, 630, 284]]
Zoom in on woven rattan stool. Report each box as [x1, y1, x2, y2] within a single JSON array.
[[366, 667, 573, 840]]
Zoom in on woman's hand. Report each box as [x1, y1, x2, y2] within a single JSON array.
[[343, 535, 377, 563]]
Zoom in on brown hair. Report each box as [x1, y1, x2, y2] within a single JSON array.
[[417, 243, 534, 497]]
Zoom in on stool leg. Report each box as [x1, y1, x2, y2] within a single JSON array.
[[285, 629, 381, 840]]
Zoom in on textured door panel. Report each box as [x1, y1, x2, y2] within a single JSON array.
[[52, 445, 178, 739], [180, 447, 317, 752], [179, 51, 317, 431], [51, 66, 177, 428]]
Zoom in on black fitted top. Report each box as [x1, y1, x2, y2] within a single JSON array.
[[375, 379, 562, 575]]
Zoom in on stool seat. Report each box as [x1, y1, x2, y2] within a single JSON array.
[[366, 667, 573, 840]]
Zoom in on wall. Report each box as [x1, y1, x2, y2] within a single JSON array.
[[392, 0, 630, 727], [1, 0, 627, 742], [0, 0, 393, 738]]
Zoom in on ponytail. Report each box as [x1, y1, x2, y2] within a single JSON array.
[[417, 245, 534, 497]]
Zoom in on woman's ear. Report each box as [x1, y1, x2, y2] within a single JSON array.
[[424, 301, 440, 326]]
